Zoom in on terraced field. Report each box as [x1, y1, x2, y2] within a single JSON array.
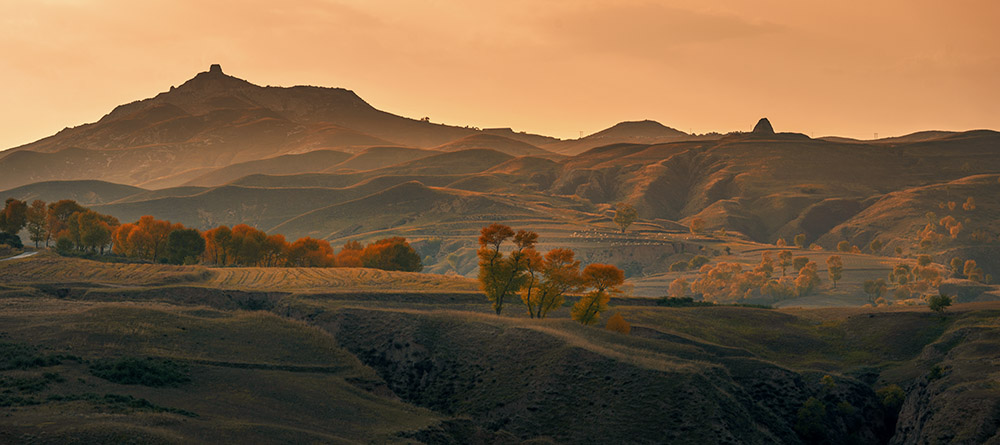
[[207, 267, 478, 292], [0, 252, 208, 286]]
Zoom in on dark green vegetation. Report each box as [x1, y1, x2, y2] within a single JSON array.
[[1, 253, 999, 443]]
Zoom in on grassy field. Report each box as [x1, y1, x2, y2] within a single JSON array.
[[3, 251, 1000, 442]]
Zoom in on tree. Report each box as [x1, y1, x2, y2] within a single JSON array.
[[335, 241, 363, 267], [863, 279, 888, 305], [260, 234, 289, 267], [794, 261, 821, 296], [613, 203, 638, 234], [917, 254, 932, 267], [776, 238, 787, 247], [792, 256, 809, 273], [688, 255, 710, 269], [778, 250, 793, 277], [962, 197, 976, 211], [25, 200, 48, 248], [361, 237, 422, 271], [794, 233, 807, 248], [0, 198, 28, 235], [928, 294, 952, 314], [949, 257, 964, 278], [572, 264, 625, 325], [477, 224, 536, 315], [963, 260, 983, 282], [521, 248, 583, 319], [869, 239, 883, 254], [826, 255, 843, 289], [605, 313, 631, 334], [201, 226, 233, 265], [837, 240, 851, 252], [286, 237, 335, 267], [165, 228, 206, 265], [46, 200, 85, 245], [668, 278, 688, 299]]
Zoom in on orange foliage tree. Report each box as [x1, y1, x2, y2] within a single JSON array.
[[286, 237, 334, 267], [335, 241, 363, 267], [360, 237, 422, 272], [521, 248, 584, 319], [477, 224, 537, 315], [572, 264, 625, 325]]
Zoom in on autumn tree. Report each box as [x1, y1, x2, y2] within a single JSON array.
[[826, 255, 844, 289], [260, 234, 289, 267], [776, 238, 787, 247], [68, 210, 117, 253], [613, 202, 638, 234], [201, 226, 233, 265], [949, 257, 964, 278], [863, 279, 888, 305], [521, 248, 583, 319], [605, 312, 631, 334], [962, 197, 975, 211], [360, 237, 422, 271], [230, 224, 269, 266], [0, 198, 28, 235], [688, 255, 710, 269], [837, 240, 850, 252], [793, 256, 809, 273], [164, 228, 206, 265], [335, 241, 363, 267], [794, 261, 821, 296], [689, 218, 706, 235], [287, 237, 335, 267], [113, 216, 179, 262], [572, 264, 625, 325], [917, 254, 932, 267], [25, 200, 48, 248], [668, 278, 688, 299], [964, 260, 983, 282], [477, 224, 537, 315], [869, 239, 883, 254], [778, 250, 793, 277], [794, 233, 807, 248], [46, 200, 85, 244]]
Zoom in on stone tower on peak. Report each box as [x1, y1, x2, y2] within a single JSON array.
[[209, 64, 223, 74], [752, 117, 774, 135]]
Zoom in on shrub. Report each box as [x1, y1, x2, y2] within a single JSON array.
[[605, 313, 631, 334], [669, 261, 688, 272], [688, 255, 710, 269], [927, 294, 952, 314], [89, 357, 190, 387], [0, 232, 23, 249]]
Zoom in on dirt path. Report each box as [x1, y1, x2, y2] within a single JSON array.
[[0, 251, 37, 262]]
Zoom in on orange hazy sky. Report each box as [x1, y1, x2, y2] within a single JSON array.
[[1, 0, 997, 149]]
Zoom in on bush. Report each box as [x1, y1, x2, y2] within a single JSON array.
[[89, 357, 190, 387], [688, 255, 710, 269], [928, 294, 952, 314], [669, 261, 688, 272], [0, 233, 23, 249]]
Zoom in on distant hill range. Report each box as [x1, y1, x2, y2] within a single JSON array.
[[2, 66, 999, 278]]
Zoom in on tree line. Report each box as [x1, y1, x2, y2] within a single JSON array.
[[477, 223, 625, 325], [0, 198, 421, 271]]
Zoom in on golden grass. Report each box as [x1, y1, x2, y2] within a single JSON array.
[[207, 266, 477, 292], [0, 252, 207, 286]]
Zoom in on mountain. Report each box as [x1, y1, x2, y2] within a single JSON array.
[[544, 120, 702, 155], [0, 65, 558, 190]]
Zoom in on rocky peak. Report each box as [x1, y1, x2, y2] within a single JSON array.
[[752, 118, 775, 135]]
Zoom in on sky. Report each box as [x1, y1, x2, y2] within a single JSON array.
[[0, 0, 997, 149]]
